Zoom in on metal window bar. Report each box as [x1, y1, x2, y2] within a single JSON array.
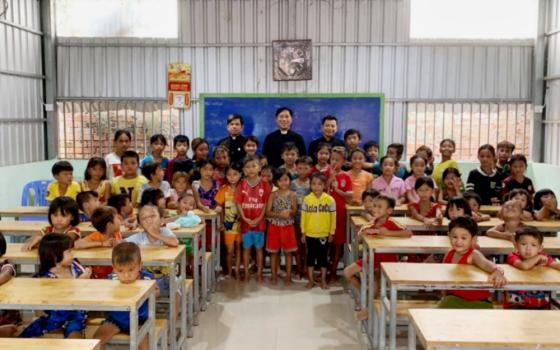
[[406, 102, 533, 161], [57, 100, 181, 160]]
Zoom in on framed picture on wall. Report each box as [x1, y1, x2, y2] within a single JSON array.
[[272, 40, 312, 81]]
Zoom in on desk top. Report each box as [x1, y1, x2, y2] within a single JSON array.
[[380, 262, 560, 286], [0, 206, 49, 216], [192, 208, 218, 219], [5, 244, 185, 265], [0, 339, 101, 350], [346, 204, 501, 216], [0, 278, 155, 309], [409, 309, 560, 349]]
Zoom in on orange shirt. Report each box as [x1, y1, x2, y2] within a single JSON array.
[[349, 170, 373, 204]]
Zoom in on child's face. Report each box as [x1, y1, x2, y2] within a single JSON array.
[[259, 157, 268, 168], [200, 163, 214, 180], [174, 141, 189, 157], [447, 204, 465, 220], [122, 157, 139, 177], [372, 198, 392, 219], [515, 235, 543, 260], [366, 146, 379, 161], [83, 198, 100, 214], [173, 177, 188, 193], [386, 147, 401, 161], [416, 150, 432, 165], [194, 143, 209, 160], [276, 174, 291, 190], [440, 141, 455, 157], [226, 169, 242, 186], [152, 166, 165, 183], [61, 249, 74, 267], [322, 120, 337, 139], [281, 150, 298, 166], [55, 170, 73, 185], [179, 196, 195, 212], [443, 173, 458, 189], [310, 177, 325, 195], [317, 148, 330, 165], [51, 210, 73, 231], [151, 139, 166, 156], [244, 141, 258, 156], [88, 164, 106, 181], [330, 152, 344, 171], [351, 152, 365, 170], [501, 201, 522, 220], [214, 152, 229, 168], [466, 198, 480, 213], [541, 194, 557, 208], [363, 195, 375, 212], [261, 169, 273, 183], [107, 215, 122, 234], [411, 158, 426, 177], [122, 198, 133, 216], [497, 147, 513, 164], [296, 163, 311, 179], [113, 260, 142, 284], [448, 227, 475, 254], [513, 193, 528, 209], [227, 119, 243, 136], [416, 184, 433, 202], [381, 158, 396, 176], [345, 134, 360, 149], [139, 206, 161, 230], [115, 134, 131, 154], [510, 160, 526, 177], [478, 149, 495, 169], [243, 160, 261, 179]]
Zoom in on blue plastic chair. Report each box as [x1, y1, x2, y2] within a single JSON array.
[[20, 180, 51, 221]]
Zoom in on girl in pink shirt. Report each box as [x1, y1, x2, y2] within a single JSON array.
[[371, 156, 406, 204], [404, 154, 435, 203]]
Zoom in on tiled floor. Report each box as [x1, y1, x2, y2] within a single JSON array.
[[184, 277, 370, 350]]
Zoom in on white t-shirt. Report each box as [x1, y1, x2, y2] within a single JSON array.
[[137, 181, 172, 203], [125, 227, 177, 246], [104, 152, 122, 180]]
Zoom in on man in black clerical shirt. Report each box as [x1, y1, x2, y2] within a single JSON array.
[[217, 114, 246, 164], [262, 107, 306, 168]]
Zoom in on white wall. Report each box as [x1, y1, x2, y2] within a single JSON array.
[[544, 0, 560, 164]]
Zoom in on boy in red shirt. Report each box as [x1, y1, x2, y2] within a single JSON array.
[[235, 156, 272, 283]]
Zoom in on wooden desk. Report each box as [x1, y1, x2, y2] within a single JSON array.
[[0, 206, 49, 219], [0, 278, 157, 350], [346, 204, 501, 217], [379, 263, 560, 350], [408, 309, 560, 349], [392, 216, 560, 232], [0, 339, 101, 350], [192, 209, 220, 289]]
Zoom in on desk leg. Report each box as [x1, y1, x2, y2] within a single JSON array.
[[212, 217, 218, 291], [169, 263, 177, 350], [129, 306, 139, 350], [389, 284, 397, 350], [201, 228, 208, 311], [379, 271, 387, 350], [178, 252, 188, 346], [193, 234, 200, 323], [149, 292, 157, 350], [407, 323, 416, 350], [369, 250, 376, 346], [344, 213, 351, 266]]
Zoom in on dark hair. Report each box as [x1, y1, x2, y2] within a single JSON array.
[[409, 154, 427, 167], [0, 232, 6, 257], [344, 128, 361, 141], [140, 188, 165, 208], [478, 144, 496, 156], [261, 165, 273, 174], [141, 160, 161, 181], [533, 189, 556, 211], [445, 196, 472, 219], [150, 134, 167, 146], [387, 143, 404, 157], [497, 140, 515, 152], [273, 167, 291, 185], [112, 241, 142, 266], [509, 154, 527, 166], [416, 145, 433, 159], [508, 188, 533, 211], [296, 156, 314, 166], [442, 167, 462, 182], [414, 176, 435, 191], [91, 206, 118, 233], [316, 142, 332, 154], [310, 172, 327, 185], [121, 150, 140, 163], [113, 129, 132, 142], [191, 138, 209, 153], [281, 142, 298, 154], [321, 115, 337, 124], [51, 161, 73, 176], [225, 162, 243, 177], [515, 226, 543, 244], [363, 140, 379, 152], [213, 145, 230, 159], [197, 158, 214, 170], [463, 191, 483, 206], [172, 171, 190, 185], [84, 157, 107, 181], [362, 189, 380, 201], [243, 135, 259, 148], [275, 107, 293, 118], [38, 233, 73, 275], [440, 138, 456, 148], [173, 134, 190, 148], [350, 149, 366, 159], [108, 194, 130, 214], [379, 155, 397, 167], [76, 191, 98, 211], [375, 194, 396, 209], [48, 197, 80, 227], [448, 216, 478, 237], [227, 113, 244, 125], [243, 155, 260, 167]]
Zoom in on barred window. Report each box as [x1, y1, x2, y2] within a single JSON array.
[[57, 100, 181, 160], [406, 102, 533, 161]]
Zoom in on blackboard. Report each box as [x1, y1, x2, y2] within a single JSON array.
[[200, 93, 384, 154]]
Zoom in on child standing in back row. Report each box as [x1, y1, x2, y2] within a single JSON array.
[[141, 134, 169, 172], [105, 129, 132, 180], [466, 144, 505, 205]]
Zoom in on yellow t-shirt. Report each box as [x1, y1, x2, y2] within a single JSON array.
[[111, 175, 148, 204], [301, 192, 337, 238], [432, 159, 459, 189], [46, 181, 81, 202]]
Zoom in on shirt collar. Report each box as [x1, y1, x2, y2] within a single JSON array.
[[476, 167, 497, 177]]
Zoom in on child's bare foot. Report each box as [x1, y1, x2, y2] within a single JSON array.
[[321, 281, 329, 290], [243, 273, 250, 283], [270, 276, 278, 285], [285, 276, 292, 286], [356, 308, 369, 321], [305, 281, 314, 289], [257, 275, 264, 284]]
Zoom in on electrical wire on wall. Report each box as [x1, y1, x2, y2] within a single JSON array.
[[0, 0, 8, 18]]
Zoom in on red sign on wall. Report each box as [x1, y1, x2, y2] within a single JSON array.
[[167, 63, 191, 109]]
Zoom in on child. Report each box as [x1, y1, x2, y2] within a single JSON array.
[[501, 154, 535, 199], [108, 194, 137, 230], [243, 135, 259, 158], [0, 232, 19, 337], [260, 165, 275, 190], [139, 188, 166, 211], [235, 156, 271, 282], [258, 154, 268, 168], [217, 113, 246, 163], [80, 157, 110, 204], [190, 138, 210, 174], [363, 140, 379, 165], [404, 155, 430, 203], [111, 150, 148, 206], [311, 142, 332, 179], [348, 149, 373, 205], [74, 206, 122, 279], [343, 129, 362, 170], [165, 134, 191, 182], [385, 143, 407, 179], [291, 156, 313, 278], [508, 188, 534, 221], [279, 142, 299, 180], [360, 190, 379, 222], [20, 233, 91, 338], [215, 163, 243, 279], [265, 168, 298, 285], [192, 159, 220, 214], [178, 193, 196, 215], [328, 146, 353, 282], [212, 145, 230, 187], [432, 138, 459, 189], [438, 167, 463, 205], [496, 140, 515, 176], [439, 216, 507, 308], [466, 144, 505, 205], [463, 192, 491, 222], [93, 242, 157, 350], [138, 160, 171, 206], [46, 161, 81, 202], [104, 129, 132, 179], [168, 171, 191, 209], [76, 191, 100, 222], [505, 226, 560, 309], [407, 176, 443, 226], [301, 173, 336, 289], [371, 156, 406, 204], [140, 134, 169, 172], [444, 196, 473, 220], [533, 189, 560, 221], [487, 200, 524, 242], [22, 197, 81, 251], [416, 145, 434, 175]]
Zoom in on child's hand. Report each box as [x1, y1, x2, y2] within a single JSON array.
[[521, 211, 534, 221], [202, 206, 210, 213], [537, 255, 549, 266], [489, 268, 507, 288], [280, 209, 291, 219], [423, 218, 436, 226], [248, 219, 258, 228], [80, 267, 92, 279], [214, 207, 222, 214], [301, 235, 306, 244], [330, 180, 338, 190], [328, 235, 334, 243], [21, 241, 34, 252], [480, 214, 491, 221]]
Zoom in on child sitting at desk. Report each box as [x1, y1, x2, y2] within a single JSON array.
[[76, 191, 100, 222], [439, 216, 507, 309], [463, 192, 491, 222], [505, 226, 560, 309], [0, 232, 19, 337], [407, 176, 443, 227], [444, 196, 472, 220], [108, 194, 137, 230], [486, 200, 524, 243], [359, 190, 380, 222], [93, 242, 158, 350], [534, 189, 560, 221], [508, 189, 534, 221]]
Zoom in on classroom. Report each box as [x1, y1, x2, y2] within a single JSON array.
[[1, 0, 560, 349]]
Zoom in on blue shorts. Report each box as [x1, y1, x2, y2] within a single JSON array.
[[20, 310, 86, 338], [157, 276, 170, 298], [242, 231, 265, 249], [105, 301, 148, 333]]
